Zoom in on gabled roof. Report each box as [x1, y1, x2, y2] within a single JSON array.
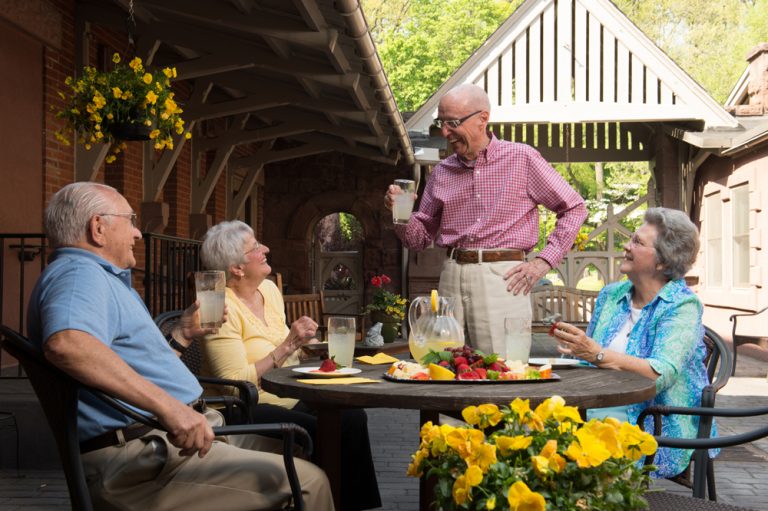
[[407, 0, 737, 134]]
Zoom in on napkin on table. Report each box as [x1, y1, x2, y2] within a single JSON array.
[[355, 353, 399, 365], [297, 377, 381, 385]]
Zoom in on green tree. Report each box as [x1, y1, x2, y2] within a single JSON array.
[[364, 0, 522, 111]]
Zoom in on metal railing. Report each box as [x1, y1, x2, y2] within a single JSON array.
[[0, 232, 202, 377], [143, 232, 202, 317], [0, 234, 48, 377]]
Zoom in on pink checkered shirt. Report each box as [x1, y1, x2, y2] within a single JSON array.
[[395, 135, 587, 268]]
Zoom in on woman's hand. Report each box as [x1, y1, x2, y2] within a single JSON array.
[[551, 321, 601, 363], [287, 316, 319, 351]]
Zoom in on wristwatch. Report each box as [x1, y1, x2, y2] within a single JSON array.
[[594, 350, 605, 363]]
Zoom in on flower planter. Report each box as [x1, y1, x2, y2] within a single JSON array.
[[110, 122, 152, 141], [370, 311, 400, 343]]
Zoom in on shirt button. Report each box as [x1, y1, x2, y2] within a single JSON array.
[[477, 218, 481, 222], [476, 194, 480, 198], [475, 171, 480, 175]]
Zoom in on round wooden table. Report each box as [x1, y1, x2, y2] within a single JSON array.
[[262, 363, 656, 510]]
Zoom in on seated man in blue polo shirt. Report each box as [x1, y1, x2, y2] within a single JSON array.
[[28, 182, 334, 511]]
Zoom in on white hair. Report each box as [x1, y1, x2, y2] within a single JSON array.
[[644, 207, 700, 281], [44, 182, 118, 248], [200, 220, 254, 279]]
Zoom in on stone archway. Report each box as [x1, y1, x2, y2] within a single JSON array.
[[286, 193, 380, 311]]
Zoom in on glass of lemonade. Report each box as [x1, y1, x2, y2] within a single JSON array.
[[504, 317, 532, 363], [195, 271, 226, 328], [327, 316, 356, 367], [392, 179, 416, 224]]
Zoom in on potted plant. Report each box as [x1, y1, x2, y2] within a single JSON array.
[[363, 274, 407, 343], [55, 53, 191, 163], [408, 396, 657, 510]]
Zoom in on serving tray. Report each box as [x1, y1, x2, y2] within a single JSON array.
[[382, 373, 561, 384]]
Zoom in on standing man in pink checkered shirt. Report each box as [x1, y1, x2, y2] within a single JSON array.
[[385, 84, 587, 358]]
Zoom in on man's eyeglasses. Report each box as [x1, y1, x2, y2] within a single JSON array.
[[100, 213, 137, 227], [433, 110, 482, 129]]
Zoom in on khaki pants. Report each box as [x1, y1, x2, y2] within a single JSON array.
[[439, 259, 531, 357], [82, 409, 334, 511]]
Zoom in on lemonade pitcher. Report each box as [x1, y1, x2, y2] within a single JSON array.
[[408, 291, 465, 363]]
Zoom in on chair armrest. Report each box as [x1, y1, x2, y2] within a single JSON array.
[[196, 376, 259, 423], [657, 425, 768, 450], [729, 306, 768, 322]]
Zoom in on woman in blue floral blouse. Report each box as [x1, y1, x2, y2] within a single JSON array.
[[551, 207, 711, 478]]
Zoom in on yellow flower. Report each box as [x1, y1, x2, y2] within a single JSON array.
[[92, 94, 106, 109], [121, 90, 133, 100], [105, 154, 116, 164], [129, 57, 143, 71], [507, 481, 545, 511], [54, 131, 71, 146], [111, 53, 120, 64], [112, 87, 122, 98], [164, 97, 178, 113], [406, 448, 429, 477], [185, 132, 193, 139], [149, 129, 160, 139], [452, 465, 483, 505], [618, 422, 657, 461], [583, 420, 623, 458], [462, 404, 503, 430], [144, 119, 152, 126], [495, 435, 532, 456], [486, 495, 496, 509], [143, 73, 153, 84], [534, 395, 583, 424], [106, 113, 114, 120], [565, 428, 611, 468], [143, 90, 158, 105], [531, 440, 566, 476]]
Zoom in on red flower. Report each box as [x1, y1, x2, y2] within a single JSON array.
[[381, 274, 391, 285], [371, 276, 382, 287]]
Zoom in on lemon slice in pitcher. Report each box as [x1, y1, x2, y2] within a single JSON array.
[[430, 289, 439, 312]]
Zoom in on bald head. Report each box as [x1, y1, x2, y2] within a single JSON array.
[[45, 182, 119, 248], [441, 84, 491, 113]]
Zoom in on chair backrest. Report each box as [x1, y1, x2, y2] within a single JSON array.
[[283, 292, 325, 326], [702, 325, 732, 395], [266, 272, 283, 294], [153, 310, 203, 375], [0, 325, 93, 511], [530, 286, 598, 330]]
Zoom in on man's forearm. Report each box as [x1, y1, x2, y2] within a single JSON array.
[[45, 329, 180, 418]]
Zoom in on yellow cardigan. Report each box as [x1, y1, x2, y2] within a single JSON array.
[[200, 281, 299, 408]]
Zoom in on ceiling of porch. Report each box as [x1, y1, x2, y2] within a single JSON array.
[[77, 0, 413, 212]]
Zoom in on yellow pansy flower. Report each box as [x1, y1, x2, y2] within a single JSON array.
[[507, 481, 545, 511], [462, 404, 503, 429], [185, 132, 192, 139], [618, 422, 657, 461], [565, 429, 611, 468], [129, 57, 142, 71], [111, 53, 120, 64], [143, 73, 153, 84], [486, 495, 496, 509], [112, 87, 122, 98], [149, 129, 160, 139], [495, 435, 532, 456]]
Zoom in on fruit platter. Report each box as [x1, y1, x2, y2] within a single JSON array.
[[384, 346, 559, 384]]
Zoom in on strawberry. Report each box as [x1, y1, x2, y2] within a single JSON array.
[[548, 321, 560, 337], [474, 367, 487, 379], [438, 360, 451, 367], [455, 363, 471, 374], [488, 362, 505, 372], [318, 357, 339, 372], [457, 370, 481, 380], [412, 372, 429, 380], [453, 356, 469, 367]]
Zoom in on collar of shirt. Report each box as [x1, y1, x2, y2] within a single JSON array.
[[454, 133, 500, 169], [618, 278, 683, 309], [50, 247, 133, 287]]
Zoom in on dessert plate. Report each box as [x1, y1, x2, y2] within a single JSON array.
[[292, 367, 362, 378]]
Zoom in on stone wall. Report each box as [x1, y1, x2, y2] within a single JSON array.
[[262, 152, 412, 298]]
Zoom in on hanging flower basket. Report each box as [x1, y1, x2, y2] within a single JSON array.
[[56, 53, 191, 163]]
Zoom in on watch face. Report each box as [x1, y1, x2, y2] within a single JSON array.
[[596, 351, 605, 362]]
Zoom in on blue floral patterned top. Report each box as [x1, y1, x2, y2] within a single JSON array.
[[586, 279, 712, 478]]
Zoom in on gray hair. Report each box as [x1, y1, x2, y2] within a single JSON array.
[[443, 83, 491, 112], [644, 207, 700, 281], [200, 220, 254, 278], [44, 182, 118, 248]]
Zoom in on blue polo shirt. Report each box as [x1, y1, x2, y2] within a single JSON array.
[[27, 248, 202, 441]]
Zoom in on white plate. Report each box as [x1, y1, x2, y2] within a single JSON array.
[[528, 357, 583, 369], [292, 366, 362, 378]]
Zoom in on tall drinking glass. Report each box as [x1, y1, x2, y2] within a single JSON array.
[[195, 271, 226, 328], [504, 317, 532, 363], [327, 316, 356, 367], [392, 179, 416, 224]]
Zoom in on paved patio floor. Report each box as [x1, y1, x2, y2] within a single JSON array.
[[1, 350, 766, 510]]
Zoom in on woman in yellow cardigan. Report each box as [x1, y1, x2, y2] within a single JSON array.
[[200, 220, 381, 511]]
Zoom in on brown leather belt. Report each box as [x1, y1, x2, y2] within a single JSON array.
[[80, 398, 206, 454], [447, 248, 526, 264]]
